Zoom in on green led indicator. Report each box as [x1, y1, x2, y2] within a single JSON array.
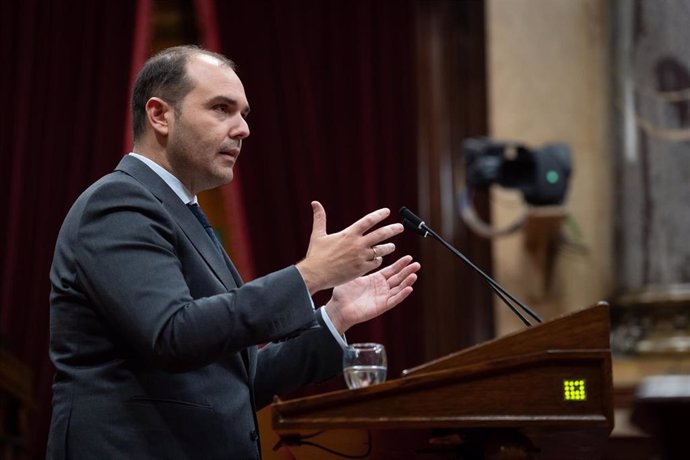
[[563, 379, 587, 401], [546, 170, 560, 184]]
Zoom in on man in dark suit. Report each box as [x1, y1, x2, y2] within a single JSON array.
[[47, 45, 419, 459]]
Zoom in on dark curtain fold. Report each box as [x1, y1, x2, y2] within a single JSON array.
[[213, 0, 425, 379], [0, 1, 146, 457]]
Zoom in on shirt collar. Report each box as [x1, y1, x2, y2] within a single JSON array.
[[128, 152, 196, 204]]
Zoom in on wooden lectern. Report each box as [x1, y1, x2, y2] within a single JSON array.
[[272, 303, 613, 459]]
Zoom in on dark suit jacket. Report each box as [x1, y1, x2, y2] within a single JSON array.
[[47, 155, 343, 459]]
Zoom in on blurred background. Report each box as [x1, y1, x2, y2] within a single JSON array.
[[2, 0, 690, 458]]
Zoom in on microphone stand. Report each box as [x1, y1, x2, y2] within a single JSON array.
[[401, 208, 542, 327]]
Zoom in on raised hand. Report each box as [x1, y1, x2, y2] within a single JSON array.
[[296, 201, 404, 294], [323, 255, 421, 334]]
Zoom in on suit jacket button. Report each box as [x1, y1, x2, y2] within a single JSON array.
[[250, 429, 259, 441]]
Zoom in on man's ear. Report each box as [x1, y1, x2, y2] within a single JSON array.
[[145, 97, 173, 136]]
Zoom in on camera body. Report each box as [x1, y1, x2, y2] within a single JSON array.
[[463, 138, 572, 205]]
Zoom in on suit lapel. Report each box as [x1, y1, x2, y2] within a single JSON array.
[[172, 201, 238, 291], [115, 156, 237, 291], [222, 252, 244, 287]]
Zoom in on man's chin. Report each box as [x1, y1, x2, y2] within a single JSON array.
[[196, 171, 233, 193], [214, 169, 234, 187]]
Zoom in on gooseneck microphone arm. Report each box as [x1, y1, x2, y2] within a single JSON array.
[[400, 207, 542, 327]]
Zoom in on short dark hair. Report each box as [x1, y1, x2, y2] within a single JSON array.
[[131, 45, 236, 141]]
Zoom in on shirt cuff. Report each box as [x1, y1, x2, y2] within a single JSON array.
[[318, 307, 348, 349]]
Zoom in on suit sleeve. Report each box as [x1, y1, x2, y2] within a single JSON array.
[[252, 309, 344, 408]]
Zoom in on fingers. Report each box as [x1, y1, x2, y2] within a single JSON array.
[[378, 255, 414, 278], [386, 261, 421, 287], [347, 208, 392, 235], [369, 243, 396, 261], [369, 253, 384, 270], [385, 259, 419, 305], [376, 257, 420, 310], [377, 256, 420, 284], [388, 272, 418, 298], [363, 222, 404, 247], [310, 201, 327, 238], [386, 285, 415, 310]]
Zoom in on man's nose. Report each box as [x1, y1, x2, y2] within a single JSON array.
[[231, 116, 250, 140]]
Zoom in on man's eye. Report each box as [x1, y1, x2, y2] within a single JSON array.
[[214, 105, 228, 113]]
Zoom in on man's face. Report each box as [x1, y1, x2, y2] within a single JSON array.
[[165, 54, 250, 194]]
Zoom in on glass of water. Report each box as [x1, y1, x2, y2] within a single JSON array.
[[343, 343, 387, 389]]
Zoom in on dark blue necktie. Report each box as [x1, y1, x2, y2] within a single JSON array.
[[187, 203, 224, 255]]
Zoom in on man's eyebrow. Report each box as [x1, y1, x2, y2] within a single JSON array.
[[210, 96, 250, 116]]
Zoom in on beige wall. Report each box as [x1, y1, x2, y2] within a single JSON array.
[[486, 0, 614, 336]]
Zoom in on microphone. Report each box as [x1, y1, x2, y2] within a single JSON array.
[[399, 207, 542, 327], [400, 207, 429, 238]]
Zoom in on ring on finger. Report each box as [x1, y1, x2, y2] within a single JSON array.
[[371, 246, 378, 260]]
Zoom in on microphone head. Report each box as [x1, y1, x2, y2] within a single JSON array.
[[399, 207, 423, 227], [399, 207, 429, 237], [401, 217, 422, 235]]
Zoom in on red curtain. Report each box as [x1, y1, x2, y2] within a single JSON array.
[[212, 0, 425, 379], [0, 0, 150, 457]]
